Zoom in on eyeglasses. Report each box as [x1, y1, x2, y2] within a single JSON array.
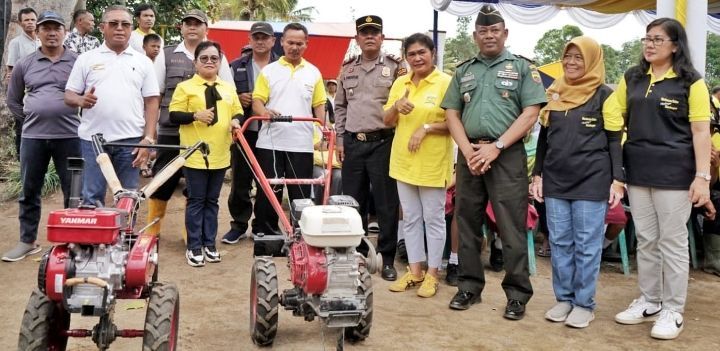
[[640, 37, 672, 46], [198, 55, 220, 64], [103, 20, 132, 29]]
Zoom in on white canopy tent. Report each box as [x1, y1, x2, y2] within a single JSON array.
[[430, 0, 711, 75]]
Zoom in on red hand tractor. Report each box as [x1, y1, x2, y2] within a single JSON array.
[[234, 116, 383, 350], [17, 134, 208, 350]]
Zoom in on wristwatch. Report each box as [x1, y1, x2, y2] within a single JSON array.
[[143, 136, 156, 145], [696, 172, 711, 181], [423, 123, 431, 132], [494, 139, 505, 151]]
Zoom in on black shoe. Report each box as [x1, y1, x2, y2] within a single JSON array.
[[449, 290, 480, 310], [445, 263, 459, 286], [397, 239, 408, 262], [602, 246, 622, 262], [503, 299, 526, 320], [381, 264, 397, 281], [490, 246, 504, 272]]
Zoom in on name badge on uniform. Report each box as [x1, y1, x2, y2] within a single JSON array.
[[497, 70, 519, 80], [382, 66, 391, 77], [463, 92, 471, 103], [461, 73, 475, 83]]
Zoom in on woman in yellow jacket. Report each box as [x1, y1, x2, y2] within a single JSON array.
[[169, 41, 243, 267], [383, 33, 453, 297]]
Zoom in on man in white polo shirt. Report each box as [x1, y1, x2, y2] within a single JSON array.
[[251, 22, 326, 235], [64, 5, 160, 206]]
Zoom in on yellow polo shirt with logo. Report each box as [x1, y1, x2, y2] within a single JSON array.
[[253, 57, 326, 153], [384, 68, 453, 187], [170, 74, 243, 169], [605, 67, 710, 123]]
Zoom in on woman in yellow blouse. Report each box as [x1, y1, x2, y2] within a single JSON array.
[[383, 33, 453, 298], [169, 41, 243, 267]]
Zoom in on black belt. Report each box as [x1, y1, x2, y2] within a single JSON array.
[[468, 137, 495, 144], [348, 129, 394, 142]]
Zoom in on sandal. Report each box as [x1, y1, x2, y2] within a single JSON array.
[[538, 247, 551, 257]]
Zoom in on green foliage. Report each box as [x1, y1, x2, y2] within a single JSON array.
[[86, 0, 219, 45], [218, 0, 315, 21], [706, 33, 720, 89], [602, 44, 621, 85], [533, 25, 583, 65], [616, 38, 642, 80], [1, 161, 60, 201], [442, 16, 477, 74]]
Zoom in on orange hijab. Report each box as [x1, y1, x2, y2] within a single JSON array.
[[539, 36, 605, 126]]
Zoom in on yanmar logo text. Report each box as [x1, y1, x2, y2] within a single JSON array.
[[60, 217, 97, 225]]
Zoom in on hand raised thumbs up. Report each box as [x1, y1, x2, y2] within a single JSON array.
[[194, 106, 216, 124], [394, 88, 414, 115], [82, 86, 98, 109]]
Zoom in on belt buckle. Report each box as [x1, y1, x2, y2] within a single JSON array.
[[356, 133, 366, 141]]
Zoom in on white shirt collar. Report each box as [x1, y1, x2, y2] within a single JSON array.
[[99, 42, 136, 55]]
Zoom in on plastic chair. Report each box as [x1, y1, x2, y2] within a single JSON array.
[[484, 203, 539, 276]]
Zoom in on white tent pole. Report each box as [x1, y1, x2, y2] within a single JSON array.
[[657, 0, 676, 18], [687, 0, 708, 75]]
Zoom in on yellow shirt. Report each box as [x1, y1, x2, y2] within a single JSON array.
[[313, 124, 341, 168], [384, 68, 453, 187], [170, 74, 243, 169], [604, 67, 711, 123]]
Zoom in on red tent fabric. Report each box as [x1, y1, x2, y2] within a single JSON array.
[[208, 21, 356, 79]]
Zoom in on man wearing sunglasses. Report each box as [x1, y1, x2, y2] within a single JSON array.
[[144, 9, 234, 239], [64, 5, 160, 206]]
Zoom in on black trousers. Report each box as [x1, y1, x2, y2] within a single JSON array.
[[227, 130, 258, 233], [253, 148, 313, 235], [150, 134, 183, 201], [341, 136, 399, 264], [455, 142, 533, 303]]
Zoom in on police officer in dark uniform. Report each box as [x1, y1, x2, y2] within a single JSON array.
[[335, 15, 406, 281], [222, 22, 279, 244], [441, 5, 547, 319]]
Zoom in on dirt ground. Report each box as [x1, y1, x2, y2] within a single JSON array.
[[0, 183, 719, 351]]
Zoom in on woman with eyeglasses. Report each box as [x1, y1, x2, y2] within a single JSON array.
[[383, 33, 453, 298], [530, 36, 623, 329], [606, 18, 713, 340], [169, 41, 244, 267]]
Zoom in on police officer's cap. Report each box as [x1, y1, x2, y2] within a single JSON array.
[[475, 5, 504, 26], [356, 15, 382, 32]]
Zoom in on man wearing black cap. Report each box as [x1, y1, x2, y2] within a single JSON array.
[[144, 9, 234, 239], [335, 15, 407, 281], [3, 11, 80, 262], [441, 5, 547, 319], [222, 22, 279, 244]]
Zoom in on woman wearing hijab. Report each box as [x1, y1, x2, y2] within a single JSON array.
[[607, 18, 712, 340], [169, 41, 244, 267], [530, 36, 624, 328]]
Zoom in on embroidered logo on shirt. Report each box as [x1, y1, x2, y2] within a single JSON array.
[[660, 97, 679, 111], [90, 64, 105, 71], [581, 116, 598, 128]]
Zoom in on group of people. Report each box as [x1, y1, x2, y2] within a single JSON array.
[[2, 2, 718, 342]]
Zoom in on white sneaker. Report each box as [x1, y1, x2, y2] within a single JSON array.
[[615, 296, 661, 325], [186, 249, 205, 267], [651, 310, 684, 340]]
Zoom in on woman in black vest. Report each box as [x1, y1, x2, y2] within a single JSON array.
[[609, 18, 712, 340], [531, 36, 624, 329]]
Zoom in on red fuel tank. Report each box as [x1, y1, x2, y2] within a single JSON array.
[[47, 208, 123, 244]]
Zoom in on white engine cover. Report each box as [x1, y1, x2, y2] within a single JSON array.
[[299, 205, 364, 247]]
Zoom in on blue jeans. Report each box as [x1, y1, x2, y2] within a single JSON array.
[[545, 197, 607, 310], [184, 167, 226, 251], [19, 138, 80, 243], [80, 137, 141, 206]]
